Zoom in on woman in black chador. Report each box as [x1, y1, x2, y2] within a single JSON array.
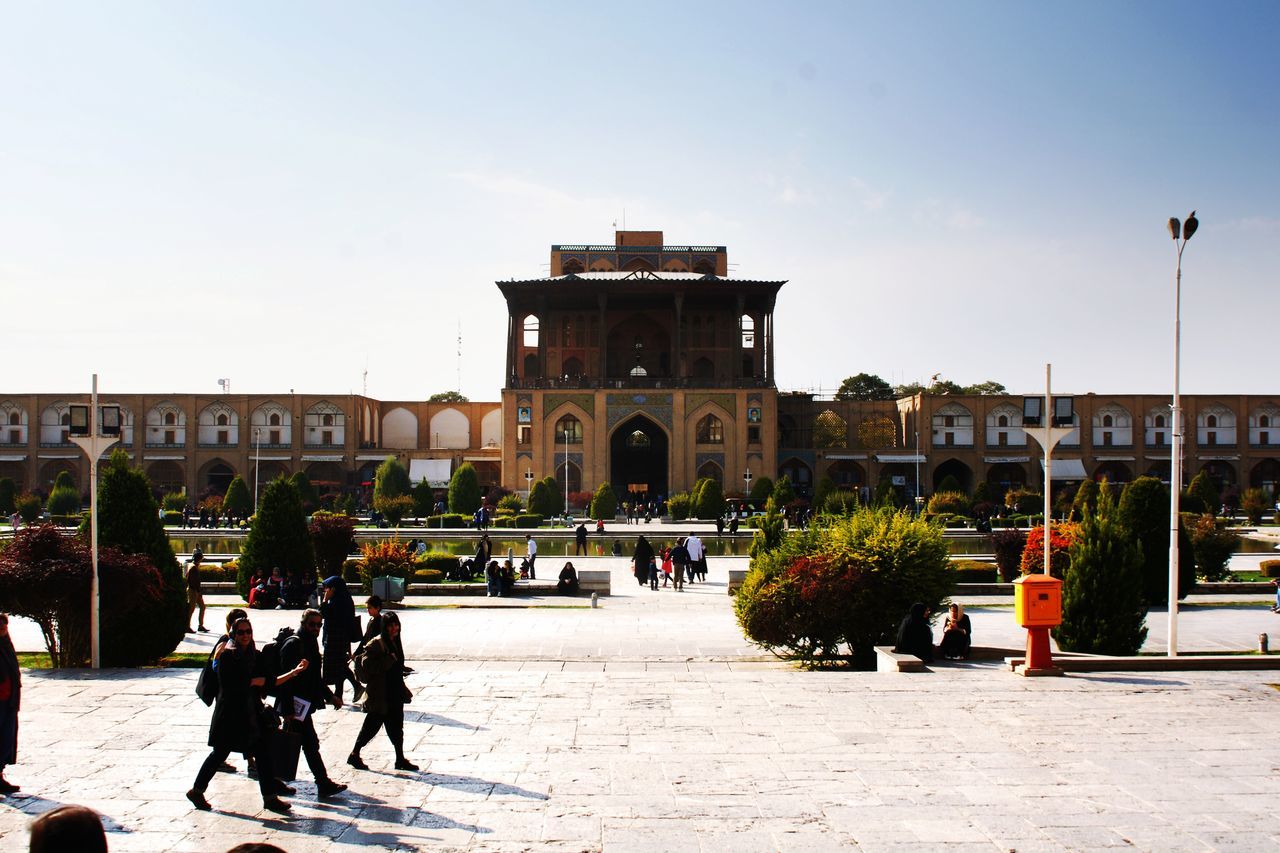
[[893, 602, 934, 662], [348, 611, 417, 771], [322, 576, 362, 704], [632, 536, 654, 587]]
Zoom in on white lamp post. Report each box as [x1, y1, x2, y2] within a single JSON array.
[[1023, 364, 1075, 576], [253, 427, 262, 514], [1167, 210, 1198, 655], [563, 428, 571, 521], [68, 375, 120, 670], [524, 468, 534, 504]]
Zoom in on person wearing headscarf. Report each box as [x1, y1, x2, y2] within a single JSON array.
[[632, 535, 654, 587], [893, 602, 934, 662], [938, 603, 972, 660], [321, 576, 362, 704], [0, 614, 21, 794], [557, 562, 580, 596], [347, 612, 417, 771]]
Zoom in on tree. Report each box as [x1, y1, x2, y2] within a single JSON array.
[[961, 381, 1007, 395], [448, 463, 482, 515], [222, 475, 253, 519], [835, 373, 895, 401], [749, 497, 786, 557], [928, 380, 964, 395], [771, 475, 796, 508], [53, 470, 75, 492], [45, 484, 81, 516], [590, 482, 618, 519], [748, 475, 775, 506], [411, 478, 435, 517], [1054, 487, 1148, 655], [309, 510, 356, 580], [238, 478, 314, 599], [1241, 487, 1269, 525], [893, 382, 925, 397], [427, 391, 469, 403], [81, 449, 185, 661], [373, 456, 411, 502], [527, 479, 556, 516], [1070, 479, 1099, 521], [1186, 514, 1238, 582], [1117, 476, 1195, 604], [289, 471, 319, 512], [935, 474, 963, 496], [373, 494, 414, 525], [1185, 471, 1220, 516], [541, 475, 565, 516], [0, 478, 14, 516], [695, 478, 726, 519]]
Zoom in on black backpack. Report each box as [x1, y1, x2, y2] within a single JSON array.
[[195, 647, 219, 706], [259, 626, 296, 688]]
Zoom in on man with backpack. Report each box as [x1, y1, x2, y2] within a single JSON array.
[[272, 610, 347, 799]]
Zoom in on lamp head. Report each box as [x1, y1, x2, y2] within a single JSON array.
[[1167, 217, 1181, 240], [1183, 210, 1198, 240]]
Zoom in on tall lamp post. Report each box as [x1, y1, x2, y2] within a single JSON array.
[[524, 468, 534, 505], [253, 427, 262, 514], [68, 375, 120, 670], [1167, 210, 1198, 655], [563, 428, 571, 521], [743, 468, 752, 507]]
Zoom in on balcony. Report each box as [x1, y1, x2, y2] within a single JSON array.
[[302, 443, 345, 450], [145, 442, 185, 449], [253, 443, 291, 451], [39, 442, 71, 449], [508, 376, 771, 391], [198, 442, 238, 449]]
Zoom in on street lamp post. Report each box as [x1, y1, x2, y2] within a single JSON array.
[[68, 375, 120, 670], [743, 468, 752, 502], [563, 428, 571, 522], [524, 469, 534, 505], [253, 427, 262, 514], [1167, 210, 1198, 656]]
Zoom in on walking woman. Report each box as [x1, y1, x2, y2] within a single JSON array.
[[632, 535, 654, 588], [321, 576, 363, 704], [347, 611, 418, 771], [188, 617, 307, 814], [0, 614, 21, 794]]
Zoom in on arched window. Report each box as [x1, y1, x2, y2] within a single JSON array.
[[997, 415, 1008, 427], [1207, 414, 1218, 428], [165, 412, 176, 426], [1155, 415, 1166, 428], [741, 314, 755, 349], [522, 315, 540, 347], [1262, 416, 1272, 428], [323, 414, 334, 427], [7, 413, 16, 426], [696, 414, 724, 444], [627, 430, 650, 449], [1103, 414, 1114, 428], [555, 414, 582, 444], [217, 413, 229, 427], [60, 413, 70, 426], [269, 413, 281, 427], [813, 411, 849, 449], [562, 258, 584, 274], [696, 460, 723, 487]]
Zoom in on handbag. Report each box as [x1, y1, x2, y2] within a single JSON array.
[[194, 656, 218, 707], [271, 719, 303, 781]]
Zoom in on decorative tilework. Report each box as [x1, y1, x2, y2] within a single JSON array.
[[605, 394, 673, 431], [695, 452, 725, 471], [544, 393, 594, 417], [685, 393, 735, 418]]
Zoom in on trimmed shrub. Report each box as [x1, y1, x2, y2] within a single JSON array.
[[289, 472, 319, 513], [1004, 488, 1042, 515], [1118, 476, 1195, 604], [935, 474, 963, 495], [694, 478, 726, 520], [448, 463, 483, 515], [161, 491, 188, 512], [926, 491, 967, 516], [46, 484, 81, 516], [515, 513, 544, 529], [373, 456, 411, 501], [1019, 523, 1077, 578], [666, 492, 691, 521], [1241, 487, 1269, 525], [951, 560, 998, 583], [310, 510, 356, 579], [1054, 487, 1148, 655], [1259, 560, 1280, 578], [735, 507, 953, 667], [497, 493, 524, 513], [1185, 471, 1220, 517], [749, 475, 775, 505], [823, 490, 860, 516], [414, 552, 459, 576], [358, 539, 414, 592], [414, 568, 444, 584], [342, 559, 362, 584], [425, 513, 467, 528], [492, 515, 515, 528], [53, 471, 75, 491], [410, 479, 435, 517], [238, 478, 314, 599], [222, 475, 253, 519], [373, 494, 415, 525], [1187, 514, 1238, 582], [527, 480, 557, 517], [1070, 479, 1099, 521], [590, 482, 618, 520], [991, 528, 1026, 582], [162, 510, 183, 526]]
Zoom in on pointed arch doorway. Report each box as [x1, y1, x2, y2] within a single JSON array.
[[610, 415, 669, 501]]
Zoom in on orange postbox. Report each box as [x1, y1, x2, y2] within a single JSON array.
[[1012, 574, 1062, 673]]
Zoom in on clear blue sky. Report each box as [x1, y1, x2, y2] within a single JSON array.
[[4, 1, 1277, 400]]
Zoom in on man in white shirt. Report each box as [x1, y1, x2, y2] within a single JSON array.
[[684, 533, 704, 585], [525, 534, 538, 579]]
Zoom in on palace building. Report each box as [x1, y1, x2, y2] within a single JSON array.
[[1, 230, 1277, 503]]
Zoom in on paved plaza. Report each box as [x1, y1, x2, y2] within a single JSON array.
[[2, 558, 1280, 851]]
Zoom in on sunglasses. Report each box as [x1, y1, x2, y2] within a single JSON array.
[[234, 628, 253, 636]]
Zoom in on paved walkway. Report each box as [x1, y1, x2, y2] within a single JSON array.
[[2, 558, 1280, 850]]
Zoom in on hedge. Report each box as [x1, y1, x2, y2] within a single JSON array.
[[951, 559, 998, 583], [492, 516, 515, 528], [414, 568, 444, 584], [1261, 560, 1280, 578], [414, 552, 459, 575], [162, 511, 184, 526], [426, 513, 468, 529], [515, 513, 544, 528]]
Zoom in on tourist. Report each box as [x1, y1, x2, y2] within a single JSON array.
[[474, 534, 491, 578], [670, 538, 689, 591], [320, 577, 361, 704], [28, 805, 107, 852], [660, 546, 673, 588], [525, 534, 538, 579], [356, 595, 384, 654], [201, 608, 254, 777], [501, 560, 516, 596], [485, 560, 501, 597], [632, 535, 654, 587], [0, 614, 20, 795], [186, 554, 207, 634], [557, 562, 579, 596], [575, 522, 588, 556], [274, 610, 348, 798], [938, 603, 972, 660], [893, 603, 934, 662], [715, 516, 724, 537], [348, 612, 417, 772], [684, 533, 703, 584], [187, 617, 305, 814]]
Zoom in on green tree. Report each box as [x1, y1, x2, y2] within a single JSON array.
[[1186, 514, 1238, 582], [1054, 487, 1148, 655], [835, 373, 895, 401], [427, 391, 469, 403], [46, 484, 81, 516], [289, 471, 319, 512], [411, 478, 435, 517], [935, 474, 962, 495], [695, 478, 726, 519], [1117, 476, 1195, 604], [1070, 479, 1100, 521], [81, 449, 185, 662], [893, 382, 925, 397], [1185, 471, 1220, 516], [541, 475, 565, 516], [53, 470, 76, 492], [222, 475, 253, 519], [771, 475, 796, 508], [812, 476, 836, 511], [373, 456, 411, 502], [590, 482, 618, 519], [448, 463, 483, 515], [749, 497, 786, 557], [748, 475, 775, 506], [961, 380, 1007, 395], [0, 478, 15, 516], [238, 478, 314, 599], [528, 479, 556, 516], [928, 380, 964, 395]]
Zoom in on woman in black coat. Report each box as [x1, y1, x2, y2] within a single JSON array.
[[188, 617, 306, 813], [0, 614, 21, 794], [321, 576, 362, 703], [893, 602, 935, 662], [348, 612, 417, 772], [632, 536, 654, 587]]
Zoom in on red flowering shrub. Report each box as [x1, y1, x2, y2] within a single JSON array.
[[1019, 523, 1078, 578]]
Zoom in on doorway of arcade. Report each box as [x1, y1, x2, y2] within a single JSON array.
[[610, 415, 669, 502]]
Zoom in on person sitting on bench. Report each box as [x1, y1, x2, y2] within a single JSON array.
[[557, 562, 580, 596]]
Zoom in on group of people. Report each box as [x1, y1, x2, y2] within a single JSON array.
[[245, 566, 315, 610], [188, 579, 418, 814], [893, 602, 973, 662], [630, 534, 707, 591]]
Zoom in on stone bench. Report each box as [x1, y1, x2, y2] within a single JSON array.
[[577, 569, 610, 595], [727, 569, 747, 595], [874, 646, 930, 673]]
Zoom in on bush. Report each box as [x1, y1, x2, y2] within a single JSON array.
[[342, 559, 362, 584], [590, 482, 618, 520], [373, 456, 411, 502], [951, 560, 998, 583], [926, 491, 967, 516], [0, 524, 167, 667], [666, 492, 691, 521], [1187, 514, 1238, 582], [497, 493, 524, 512], [735, 507, 953, 667], [448, 463, 482, 515], [1118, 476, 1195, 604], [1185, 471, 1220, 517], [812, 476, 836, 511], [1241, 488, 1269, 525], [771, 476, 796, 508], [1070, 480, 1099, 521], [162, 510, 183, 526], [414, 568, 444, 584], [411, 478, 437, 517], [358, 539, 414, 593], [694, 478, 726, 520], [935, 474, 963, 495], [238, 478, 314, 599], [749, 475, 775, 505], [492, 515, 515, 528], [373, 494, 415, 525], [748, 498, 786, 559], [1054, 487, 1148, 655], [53, 471, 75, 491], [310, 511, 356, 580], [289, 472, 319, 513], [537, 476, 564, 516], [414, 552, 459, 576], [823, 491, 860, 516], [222, 475, 253, 519], [0, 478, 15, 516], [46, 484, 81, 516], [991, 528, 1026, 582], [527, 480, 557, 517], [1004, 488, 1042, 515], [515, 513, 544, 529], [161, 491, 188, 512], [1019, 523, 1077, 578], [425, 513, 467, 528], [1259, 560, 1280, 578]]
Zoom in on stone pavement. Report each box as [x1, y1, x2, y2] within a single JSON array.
[[2, 558, 1280, 851]]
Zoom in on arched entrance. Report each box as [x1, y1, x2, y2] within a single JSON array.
[[986, 462, 1027, 497], [610, 415, 668, 500], [202, 461, 235, 494], [932, 459, 973, 494], [1093, 461, 1133, 486], [1250, 459, 1280, 496], [146, 461, 185, 494]]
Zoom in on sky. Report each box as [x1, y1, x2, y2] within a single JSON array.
[[3, 1, 1278, 401]]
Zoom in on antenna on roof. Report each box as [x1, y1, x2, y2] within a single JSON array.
[[457, 318, 463, 393], [362, 357, 368, 397]]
